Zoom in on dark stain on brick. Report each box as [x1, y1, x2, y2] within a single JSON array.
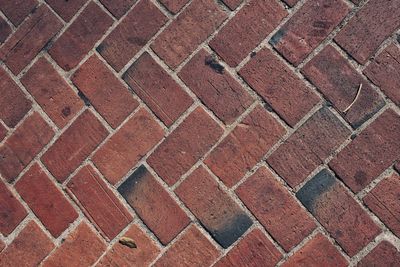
[[354, 170, 367, 187], [118, 165, 148, 199], [62, 106, 71, 117], [269, 29, 286, 46], [77, 90, 91, 106], [250, 51, 257, 58], [205, 55, 224, 74], [96, 43, 106, 53]]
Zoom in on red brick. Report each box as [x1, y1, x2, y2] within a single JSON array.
[[282, 0, 299, 7], [92, 108, 163, 184], [98, 0, 167, 71], [272, 0, 349, 65], [364, 43, 400, 106], [267, 106, 350, 188], [154, 225, 219, 267], [0, 123, 6, 142], [42, 110, 108, 182], [118, 166, 190, 245], [240, 48, 319, 126], [148, 107, 223, 186], [179, 49, 253, 124], [15, 163, 78, 238], [99, 0, 136, 18], [302, 45, 384, 128], [124, 52, 193, 126], [21, 57, 83, 129], [363, 173, 400, 237], [358, 241, 400, 267], [67, 166, 132, 240], [72, 55, 139, 128], [283, 233, 347, 267], [220, 0, 242, 10], [297, 169, 381, 256], [159, 0, 188, 14], [0, 180, 27, 236], [210, 0, 286, 67], [215, 228, 281, 267], [176, 166, 252, 248], [0, 68, 31, 128], [236, 167, 316, 251], [0, 0, 37, 26], [42, 223, 106, 267], [0, 240, 4, 252], [329, 109, 400, 192], [335, 0, 400, 64], [49, 2, 113, 70], [0, 16, 11, 43], [0, 221, 54, 267], [152, 0, 227, 69], [0, 112, 54, 182], [45, 0, 87, 21], [0, 5, 62, 74]]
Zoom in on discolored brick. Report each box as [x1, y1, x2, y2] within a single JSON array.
[[357, 241, 400, 267], [0, 16, 11, 43], [159, 0, 188, 14], [45, 0, 87, 21], [220, 0, 243, 10], [99, 0, 136, 18], [282, 0, 299, 7], [0, 0, 37, 26]]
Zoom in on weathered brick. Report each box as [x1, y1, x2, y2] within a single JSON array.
[[215, 228, 281, 267], [72, 55, 139, 128], [179, 49, 253, 124], [220, 0, 242, 10], [329, 109, 400, 192], [268, 106, 350, 188], [271, 0, 349, 66], [0, 68, 31, 128], [240, 48, 319, 126], [99, 0, 136, 18], [176, 166, 252, 248], [210, 0, 286, 67], [297, 169, 381, 256], [0, 180, 27, 236], [282, 0, 299, 7], [302, 45, 384, 128], [148, 107, 223, 186], [0, 123, 6, 142], [0, 16, 11, 43], [0, 240, 4, 252], [236, 167, 316, 251], [154, 225, 219, 267], [206, 105, 285, 187], [98, 0, 167, 71], [45, 0, 87, 21], [92, 108, 164, 184], [152, 0, 227, 69], [335, 0, 400, 64], [124, 52, 193, 126], [21, 57, 83, 128], [118, 166, 190, 245], [358, 241, 400, 267], [49, 2, 113, 70], [0, 5, 62, 74], [15, 163, 78, 238], [159, 0, 188, 14], [0, 112, 54, 182], [42, 110, 108, 182], [0, 0, 37, 26], [282, 233, 348, 267]]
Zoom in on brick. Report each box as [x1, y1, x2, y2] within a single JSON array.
[[179, 49, 253, 124], [329, 109, 400, 192], [282, 233, 348, 267], [0, 0, 37, 26], [267, 106, 350, 188], [42, 223, 106, 267], [21, 57, 83, 128], [271, 0, 349, 66], [358, 241, 400, 267], [335, 0, 400, 64], [72, 55, 139, 128], [148, 107, 223, 186], [45, 0, 87, 21], [42, 110, 108, 182], [210, 0, 286, 67], [297, 169, 381, 256], [0, 180, 27, 236], [0, 123, 6, 142], [0, 16, 11, 43], [98, 0, 167, 71], [0, 68, 31, 128], [0, 221, 54, 267], [215, 228, 281, 267], [0, 5, 62, 74], [49, 2, 113, 70], [159, 0, 188, 14], [220, 0, 242, 10], [302, 45, 384, 128], [152, 0, 227, 69], [206, 106, 285, 187], [99, 0, 136, 18], [0, 240, 4, 252], [0, 112, 54, 182], [15, 163, 78, 238], [176, 166, 252, 248], [364, 43, 400, 105], [154, 225, 219, 267], [118, 166, 190, 245], [240, 48, 319, 126], [124, 52, 193, 126], [236, 167, 316, 251], [93, 108, 163, 184], [363, 173, 400, 237], [282, 0, 299, 7], [97, 224, 160, 267], [67, 165, 132, 240]]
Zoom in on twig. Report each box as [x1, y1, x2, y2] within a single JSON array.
[[343, 83, 362, 113]]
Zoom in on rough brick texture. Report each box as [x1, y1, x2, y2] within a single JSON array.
[[45, 0, 87, 22], [99, 0, 136, 18], [0, 0, 37, 26], [358, 241, 400, 267]]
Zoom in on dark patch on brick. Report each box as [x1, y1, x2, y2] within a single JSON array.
[[325, 99, 333, 107], [350, 133, 357, 140], [397, 34, 400, 44], [62, 106, 71, 117], [250, 51, 257, 58], [77, 90, 91, 106], [354, 170, 367, 187], [96, 43, 106, 53], [350, 100, 385, 129], [118, 165, 148, 198], [269, 29, 286, 46], [205, 55, 224, 74]]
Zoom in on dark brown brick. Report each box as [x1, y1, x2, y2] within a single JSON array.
[[99, 0, 136, 18], [358, 241, 400, 267], [0, 16, 11, 43], [159, 0, 188, 14], [282, 0, 299, 7], [0, 0, 37, 26], [45, 0, 87, 21]]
